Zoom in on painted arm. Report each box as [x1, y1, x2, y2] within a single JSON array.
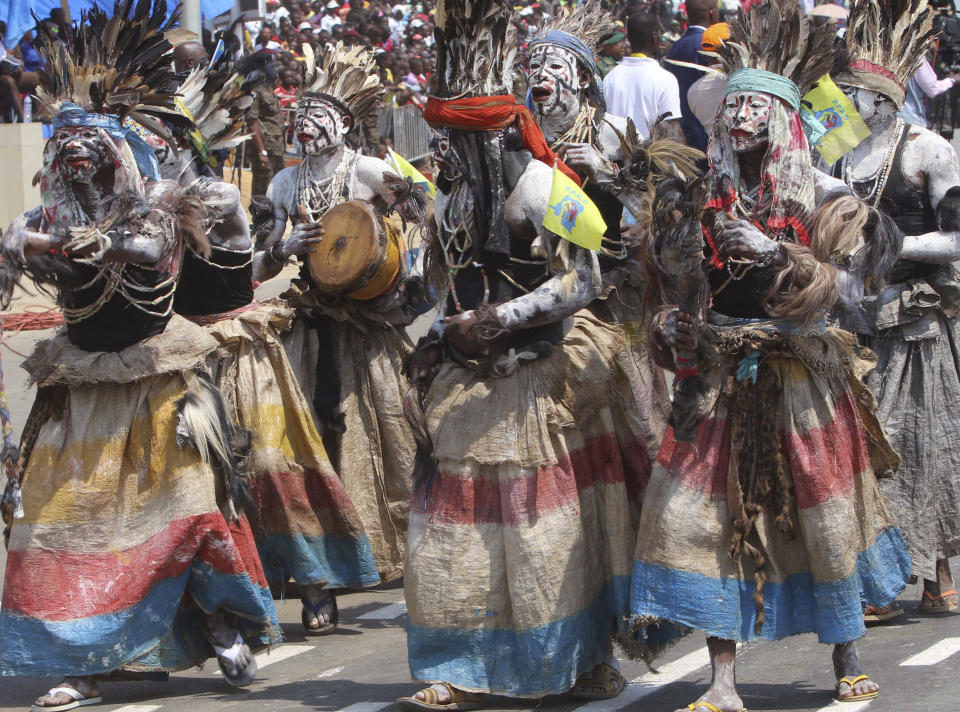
[[900, 137, 960, 263]]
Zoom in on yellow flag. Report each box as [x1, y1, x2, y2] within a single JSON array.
[[388, 149, 436, 199], [802, 74, 872, 166], [542, 167, 606, 251]]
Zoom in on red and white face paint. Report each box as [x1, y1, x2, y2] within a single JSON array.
[[296, 99, 349, 155], [54, 127, 109, 182], [721, 91, 773, 153]]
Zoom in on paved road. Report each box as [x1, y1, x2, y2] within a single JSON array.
[[0, 564, 957, 712]]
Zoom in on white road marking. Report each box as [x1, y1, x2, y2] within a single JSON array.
[[899, 637, 960, 667], [318, 665, 345, 679], [111, 706, 162, 712], [572, 647, 711, 712], [213, 643, 314, 675], [814, 700, 873, 712], [256, 644, 315, 670], [335, 703, 392, 712], [356, 601, 408, 620]]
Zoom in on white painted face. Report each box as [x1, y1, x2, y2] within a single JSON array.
[[296, 99, 351, 155], [721, 91, 774, 153], [54, 127, 110, 182], [526, 45, 586, 120], [841, 85, 896, 128]]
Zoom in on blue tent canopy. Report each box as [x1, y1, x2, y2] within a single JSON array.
[[1, 1, 234, 47]]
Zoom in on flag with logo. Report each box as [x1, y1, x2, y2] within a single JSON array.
[[802, 74, 872, 166], [388, 149, 436, 199], [542, 166, 606, 251]]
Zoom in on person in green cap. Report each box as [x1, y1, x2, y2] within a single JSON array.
[[597, 26, 626, 77]]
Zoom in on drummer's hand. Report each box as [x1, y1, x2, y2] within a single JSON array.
[[444, 310, 487, 356], [660, 309, 698, 352], [407, 344, 443, 386], [282, 221, 325, 257]]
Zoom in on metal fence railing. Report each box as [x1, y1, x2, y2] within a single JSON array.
[[378, 105, 433, 161]]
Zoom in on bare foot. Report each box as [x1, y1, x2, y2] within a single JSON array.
[[833, 642, 879, 700], [919, 558, 958, 612], [202, 609, 257, 685], [33, 677, 100, 708], [675, 638, 743, 712]]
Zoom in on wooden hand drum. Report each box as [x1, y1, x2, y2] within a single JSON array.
[[306, 200, 406, 301]]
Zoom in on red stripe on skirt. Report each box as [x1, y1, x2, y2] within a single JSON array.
[[784, 390, 867, 510], [413, 432, 629, 525], [658, 416, 732, 499], [3, 513, 254, 620]]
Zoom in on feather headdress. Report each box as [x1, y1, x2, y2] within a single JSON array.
[[834, 0, 936, 107], [530, 3, 619, 58], [300, 42, 384, 123], [431, 0, 517, 98], [704, 0, 836, 96], [174, 64, 254, 164], [34, 0, 191, 130]]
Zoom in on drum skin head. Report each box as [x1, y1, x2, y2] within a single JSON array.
[[308, 201, 384, 294]]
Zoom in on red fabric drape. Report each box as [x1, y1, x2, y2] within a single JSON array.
[[425, 95, 582, 186]]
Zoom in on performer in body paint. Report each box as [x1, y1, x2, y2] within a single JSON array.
[[255, 44, 427, 588], [629, 2, 912, 710], [833, 0, 960, 620], [0, 4, 279, 708], [154, 57, 382, 636], [396, 2, 652, 708]]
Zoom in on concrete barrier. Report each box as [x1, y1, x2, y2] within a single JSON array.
[[0, 123, 44, 230]]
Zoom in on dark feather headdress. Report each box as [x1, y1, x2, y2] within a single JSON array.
[[704, 0, 836, 96], [34, 0, 191, 131], [300, 42, 384, 124], [834, 0, 936, 107], [174, 64, 254, 165], [431, 0, 517, 98]]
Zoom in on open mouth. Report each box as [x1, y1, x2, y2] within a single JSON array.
[[730, 129, 752, 139], [65, 156, 93, 169], [530, 86, 552, 102]]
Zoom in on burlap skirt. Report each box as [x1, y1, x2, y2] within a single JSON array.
[[282, 310, 414, 583], [866, 300, 960, 580], [405, 311, 650, 698], [630, 319, 911, 654], [0, 316, 280, 677], [195, 302, 380, 590]]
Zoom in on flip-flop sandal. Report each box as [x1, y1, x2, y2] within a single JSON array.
[[686, 702, 748, 712], [30, 686, 102, 711], [395, 683, 484, 711], [916, 588, 958, 614], [836, 675, 879, 702], [569, 662, 627, 700], [864, 604, 904, 623], [302, 591, 338, 635], [214, 632, 258, 687]]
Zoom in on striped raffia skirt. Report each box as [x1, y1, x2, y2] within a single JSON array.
[[630, 318, 912, 656], [0, 316, 280, 677], [405, 311, 652, 698], [192, 301, 381, 591], [282, 300, 414, 583]]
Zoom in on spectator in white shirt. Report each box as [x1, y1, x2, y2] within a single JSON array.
[[603, 12, 684, 140], [900, 58, 959, 128]]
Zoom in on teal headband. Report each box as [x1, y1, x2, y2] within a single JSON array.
[[725, 68, 826, 147]]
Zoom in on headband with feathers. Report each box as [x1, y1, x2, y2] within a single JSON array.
[[174, 63, 254, 164], [530, 4, 619, 58], [34, 0, 193, 134], [300, 42, 384, 123], [703, 0, 836, 97], [834, 0, 936, 107], [431, 0, 517, 99]]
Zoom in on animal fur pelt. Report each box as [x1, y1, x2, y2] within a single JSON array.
[[176, 369, 254, 522], [432, 0, 517, 98], [704, 0, 837, 95], [33, 0, 193, 136]]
